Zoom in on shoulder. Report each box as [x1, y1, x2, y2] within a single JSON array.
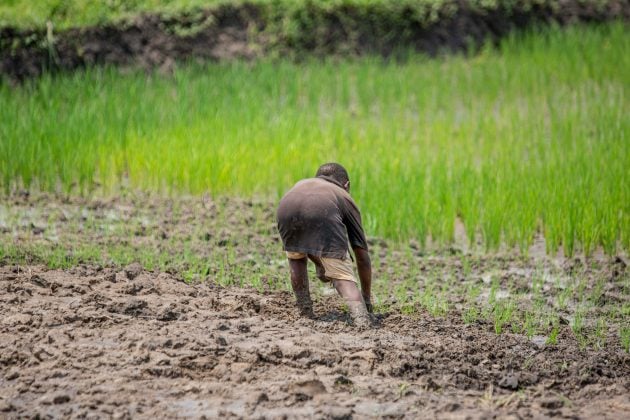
[[337, 189, 360, 213], [282, 178, 317, 195], [294, 178, 322, 189]]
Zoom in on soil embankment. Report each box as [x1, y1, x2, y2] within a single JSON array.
[[1, 0, 628, 81]]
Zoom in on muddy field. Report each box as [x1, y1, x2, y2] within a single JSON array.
[[1, 192, 629, 418]]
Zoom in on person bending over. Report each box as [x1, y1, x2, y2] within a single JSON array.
[[276, 162, 373, 327]]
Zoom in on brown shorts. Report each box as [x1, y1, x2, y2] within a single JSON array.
[[286, 251, 356, 283]]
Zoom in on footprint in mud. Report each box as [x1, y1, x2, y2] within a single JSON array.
[[316, 310, 349, 323], [156, 303, 181, 321], [237, 323, 250, 333], [288, 379, 327, 401]]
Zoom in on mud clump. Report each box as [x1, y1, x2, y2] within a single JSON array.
[[1, 265, 629, 418], [123, 262, 143, 280]]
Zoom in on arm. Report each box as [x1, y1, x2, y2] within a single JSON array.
[[353, 246, 373, 312]]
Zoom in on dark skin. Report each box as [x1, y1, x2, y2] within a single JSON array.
[[288, 250, 372, 313], [353, 246, 373, 311], [287, 179, 373, 314]]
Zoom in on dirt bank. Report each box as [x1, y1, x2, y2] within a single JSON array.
[[1, 264, 628, 418], [1, 0, 628, 81]]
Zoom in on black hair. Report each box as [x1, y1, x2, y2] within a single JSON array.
[[316, 162, 349, 185]]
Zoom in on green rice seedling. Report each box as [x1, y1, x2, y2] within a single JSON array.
[[488, 277, 499, 306], [493, 299, 515, 335], [556, 283, 572, 311], [576, 277, 589, 302], [398, 282, 418, 315], [372, 294, 390, 314], [44, 245, 101, 269], [571, 309, 584, 336], [462, 256, 472, 278], [107, 245, 135, 266], [1, 243, 31, 266], [419, 284, 449, 317], [571, 307, 591, 348], [249, 274, 265, 292], [593, 317, 608, 350], [466, 282, 482, 301], [181, 269, 198, 284], [521, 311, 538, 338], [509, 307, 524, 334], [532, 270, 545, 293], [394, 283, 410, 308], [44, 247, 76, 270], [482, 276, 501, 320], [546, 322, 560, 346], [400, 303, 417, 316], [621, 327, 630, 353], [1, 24, 628, 255], [589, 279, 605, 306], [462, 306, 479, 325]]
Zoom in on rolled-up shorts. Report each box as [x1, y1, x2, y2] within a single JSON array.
[[286, 251, 356, 283]]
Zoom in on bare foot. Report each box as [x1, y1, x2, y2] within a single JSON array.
[[296, 291, 315, 319], [348, 301, 372, 329]]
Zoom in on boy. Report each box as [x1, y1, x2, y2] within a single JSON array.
[[276, 163, 373, 327]]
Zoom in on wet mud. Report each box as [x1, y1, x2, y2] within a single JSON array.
[[1, 264, 629, 418], [1, 191, 629, 417]]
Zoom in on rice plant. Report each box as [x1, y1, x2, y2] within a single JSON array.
[[0, 23, 627, 255]]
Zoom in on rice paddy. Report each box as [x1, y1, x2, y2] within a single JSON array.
[[2, 191, 628, 352], [1, 13, 629, 416], [1, 23, 628, 256]]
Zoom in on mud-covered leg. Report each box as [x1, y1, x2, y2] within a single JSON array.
[[288, 257, 314, 318], [332, 279, 372, 328]]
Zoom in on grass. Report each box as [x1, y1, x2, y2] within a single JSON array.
[[1, 23, 628, 255], [0, 0, 229, 28], [621, 327, 630, 353], [1, 0, 616, 29]]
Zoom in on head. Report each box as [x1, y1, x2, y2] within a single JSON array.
[[316, 162, 350, 192]]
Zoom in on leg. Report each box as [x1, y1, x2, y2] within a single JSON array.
[[332, 279, 372, 328], [332, 279, 363, 301], [288, 257, 314, 318], [308, 255, 330, 283]]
